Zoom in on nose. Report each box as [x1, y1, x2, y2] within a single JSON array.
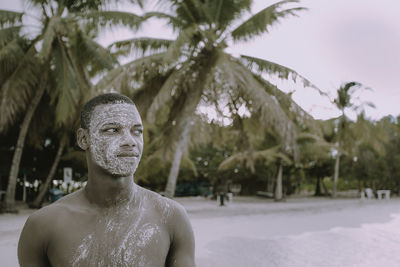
[[120, 129, 136, 147]]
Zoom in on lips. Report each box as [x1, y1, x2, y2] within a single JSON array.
[[117, 152, 139, 157]]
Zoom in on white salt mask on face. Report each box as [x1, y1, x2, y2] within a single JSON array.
[[88, 103, 143, 177]]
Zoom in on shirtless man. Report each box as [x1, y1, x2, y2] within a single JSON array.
[[18, 93, 195, 267]]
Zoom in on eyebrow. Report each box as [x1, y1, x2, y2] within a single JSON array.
[[101, 123, 120, 127], [101, 123, 143, 128]]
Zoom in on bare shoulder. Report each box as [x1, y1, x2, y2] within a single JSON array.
[[35, 189, 86, 216], [18, 190, 87, 266], [22, 189, 88, 234], [138, 187, 195, 267], [139, 187, 189, 224]]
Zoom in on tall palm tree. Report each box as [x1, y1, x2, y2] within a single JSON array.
[[97, 0, 319, 198], [331, 81, 374, 197], [0, 0, 116, 212]]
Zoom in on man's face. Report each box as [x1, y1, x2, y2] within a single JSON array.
[[87, 103, 143, 177]]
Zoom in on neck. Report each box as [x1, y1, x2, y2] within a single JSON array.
[[84, 169, 138, 208]]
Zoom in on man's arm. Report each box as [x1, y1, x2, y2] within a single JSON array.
[[18, 212, 51, 267], [166, 203, 195, 267]]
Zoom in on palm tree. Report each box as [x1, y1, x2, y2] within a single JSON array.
[[331, 81, 374, 197], [296, 130, 334, 195], [217, 89, 320, 200], [0, 0, 116, 212], [97, 0, 319, 198]]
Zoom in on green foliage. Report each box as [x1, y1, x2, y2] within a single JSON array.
[[110, 37, 173, 59], [0, 0, 120, 209], [0, 37, 40, 132], [2, 0, 399, 201], [231, 0, 305, 42], [0, 10, 23, 27], [81, 11, 144, 31]]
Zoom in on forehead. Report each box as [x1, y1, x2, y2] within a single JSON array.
[[90, 103, 141, 127]]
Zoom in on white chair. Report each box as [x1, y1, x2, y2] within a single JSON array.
[[364, 188, 374, 199]]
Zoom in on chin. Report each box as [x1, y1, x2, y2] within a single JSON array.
[[108, 170, 134, 178], [107, 166, 138, 178], [110, 173, 133, 178]]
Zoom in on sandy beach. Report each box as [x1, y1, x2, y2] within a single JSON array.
[[1, 196, 400, 266]]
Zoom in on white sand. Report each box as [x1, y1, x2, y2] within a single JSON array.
[[178, 197, 400, 267], [1, 197, 400, 267]]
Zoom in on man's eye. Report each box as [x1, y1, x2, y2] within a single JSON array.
[[104, 128, 118, 133], [133, 129, 143, 135]]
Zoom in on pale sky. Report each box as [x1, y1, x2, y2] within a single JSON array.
[[241, 0, 400, 121], [2, 0, 399, 121]]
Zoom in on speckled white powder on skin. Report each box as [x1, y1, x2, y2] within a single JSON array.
[[70, 193, 166, 266], [71, 234, 93, 266], [138, 223, 160, 247], [88, 103, 143, 177]]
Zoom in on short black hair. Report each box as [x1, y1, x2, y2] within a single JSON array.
[[80, 93, 135, 129]]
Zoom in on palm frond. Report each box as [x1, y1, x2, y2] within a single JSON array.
[[164, 24, 198, 62], [0, 10, 23, 27], [95, 52, 167, 93], [0, 26, 22, 48], [213, 0, 224, 24], [173, 0, 199, 25], [125, 69, 173, 116], [81, 11, 144, 31], [255, 76, 322, 135], [109, 37, 173, 58], [145, 48, 222, 125], [75, 30, 116, 70], [217, 54, 298, 158], [146, 64, 188, 123], [50, 41, 81, 127], [146, 51, 220, 159], [205, 0, 252, 28], [230, 0, 306, 42], [0, 38, 25, 75], [143, 11, 183, 31], [239, 55, 322, 91], [0, 44, 39, 132]]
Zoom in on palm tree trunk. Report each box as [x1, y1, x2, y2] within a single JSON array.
[[274, 162, 283, 201], [30, 134, 68, 208], [315, 176, 322, 196], [3, 66, 49, 212], [164, 124, 191, 198], [333, 152, 340, 198], [333, 112, 345, 199], [321, 177, 329, 195], [162, 51, 218, 198]]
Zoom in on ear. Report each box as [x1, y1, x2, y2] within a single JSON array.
[[77, 128, 89, 150]]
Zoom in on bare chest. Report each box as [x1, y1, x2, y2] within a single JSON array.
[[48, 210, 171, 267]]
